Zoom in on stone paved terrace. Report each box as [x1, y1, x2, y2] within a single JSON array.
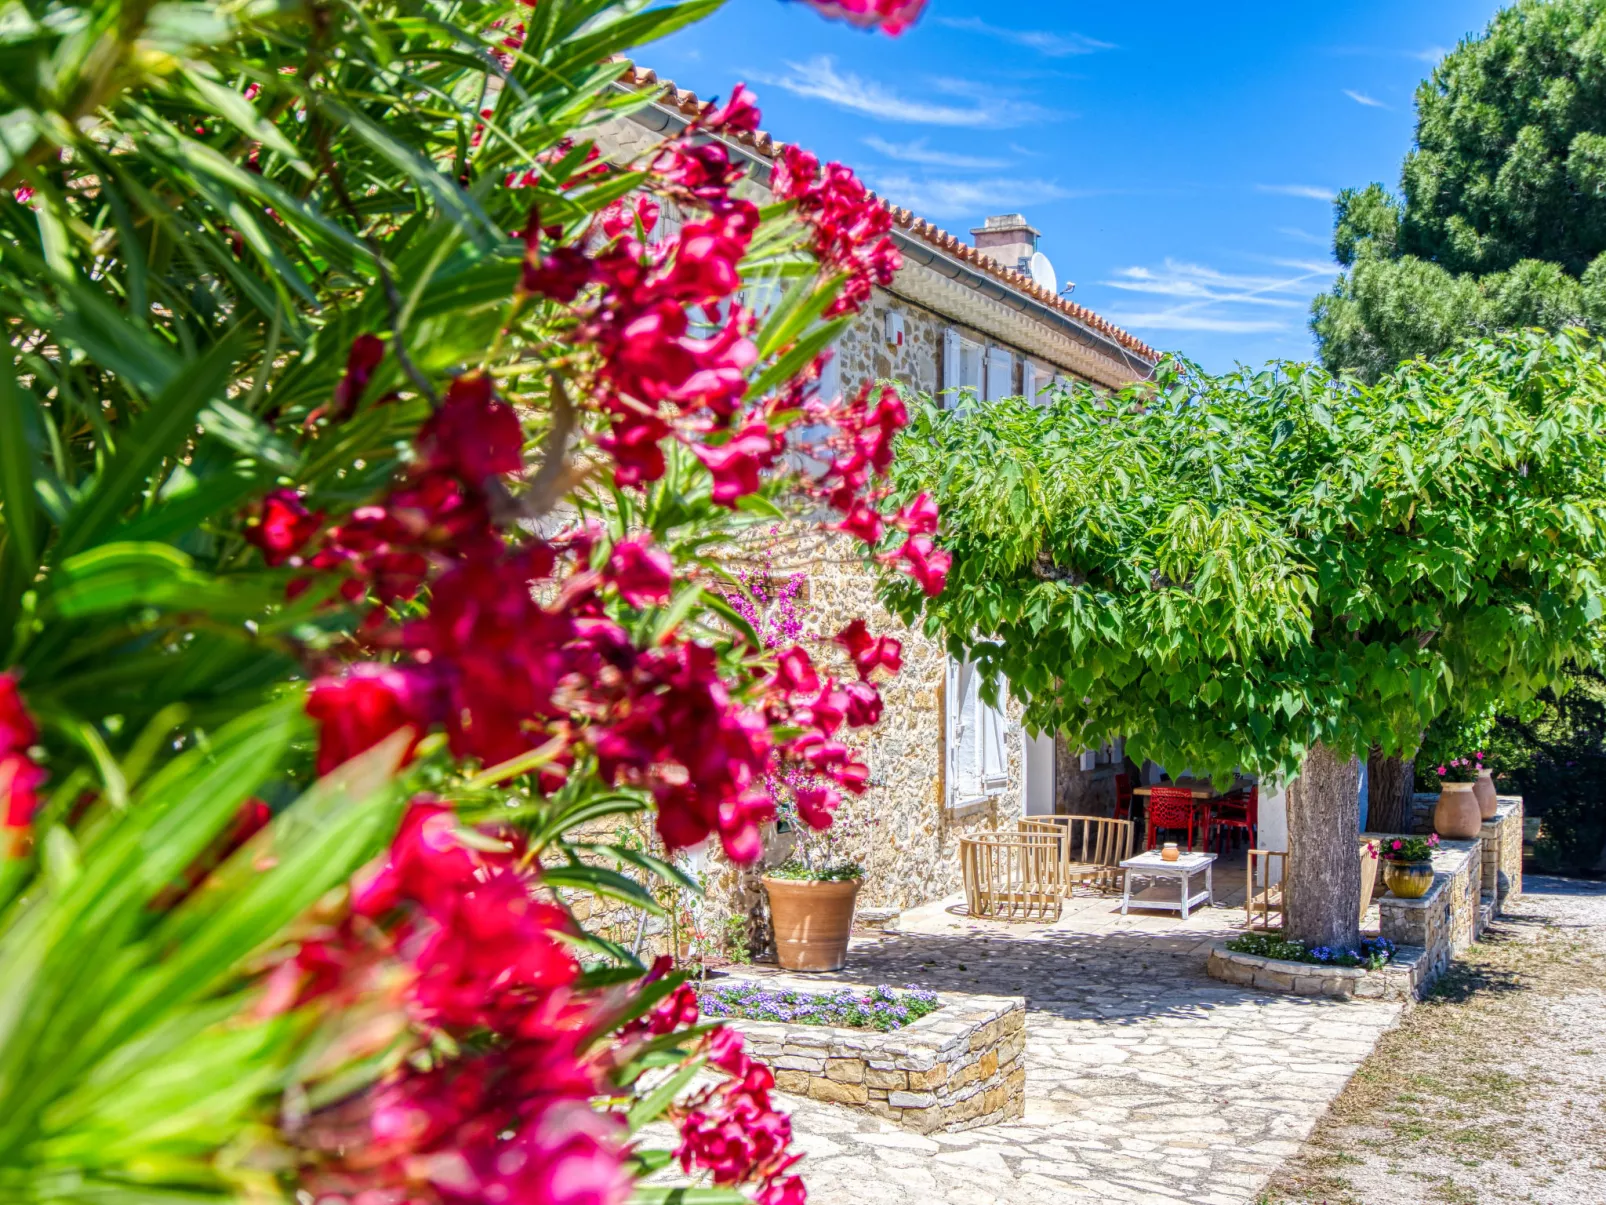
[[742, 867, 1403, 1204]]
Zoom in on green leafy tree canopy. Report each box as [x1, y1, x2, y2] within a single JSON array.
[[884, 330, 1606, 944], [1314, 0, 1606, 378]]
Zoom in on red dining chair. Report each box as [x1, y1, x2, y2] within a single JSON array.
[[1212, 784, 1258, 854], [1113, 772, 1134, 821], [1145, 786, 1200, 851]]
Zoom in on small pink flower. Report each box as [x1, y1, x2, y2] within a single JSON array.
[[1436, 766, 1446, 776]]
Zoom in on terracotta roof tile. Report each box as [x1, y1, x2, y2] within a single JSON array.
[[619, 65, 1159, 365]]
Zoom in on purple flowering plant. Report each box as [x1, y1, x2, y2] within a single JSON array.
[[1226, 932, 1396, 971], [699, 982, 940, 1031], [729, 542, 876, 881]]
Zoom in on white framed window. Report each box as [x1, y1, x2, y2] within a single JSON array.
[[985, 346, 1014, 402], [816, 338, 841, 404], [941, 328, 985, 407], [1023, 361, 1053, 405], [787, 337, 839, 477], [946, 656, 1009, 810]]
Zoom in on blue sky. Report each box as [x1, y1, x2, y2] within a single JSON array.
[[647, 0, 1504, 371]]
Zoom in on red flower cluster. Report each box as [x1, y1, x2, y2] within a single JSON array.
[[284, 799, 811, 1205], [772, 145, 900, 317], [0, 674, 42, 842], [242, 488, 322, 568], [238, 77, 955, 1205], [518, 136, 768, 494], [677, 1025, 805, 1203], [289, 800, 639, 1205], [807, 384, 950, 597], [800, 0, 928, 34]]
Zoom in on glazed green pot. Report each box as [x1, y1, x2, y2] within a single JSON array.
[[1383, 859, 1435, 899]]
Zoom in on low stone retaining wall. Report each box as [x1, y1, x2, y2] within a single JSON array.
[[715, 975, 1026, 1134], [1481, 798, 1523, 906], [1206, 943, 1426, 1001], [1212, 796, 1525, 1003]]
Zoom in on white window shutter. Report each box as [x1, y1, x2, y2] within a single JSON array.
[[817, 341, 841, 404], [1022, 361, 1038, 404], [655, 198, 685, 248], [941, 328, 961, 404], [960, 340, 983, 395], [980, 686, 1008, 789], [986, 347, 1014, 402], [944, 656, 963, 806], [955, 660, 981, 800]]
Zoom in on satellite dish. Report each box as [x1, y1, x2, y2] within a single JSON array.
[[1028, 250, 1057, 294]]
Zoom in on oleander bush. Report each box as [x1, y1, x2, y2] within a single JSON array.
[[0, 0, 932, 1202]]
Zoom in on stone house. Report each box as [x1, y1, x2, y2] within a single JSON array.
[[589, 69, 1161, 939]]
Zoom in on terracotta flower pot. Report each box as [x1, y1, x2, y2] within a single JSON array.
[[1383, 859, 1435, 899], [1473, 769, 1498, 820], [1433, 781, 1483, 839], [763, 877, 861, 972]]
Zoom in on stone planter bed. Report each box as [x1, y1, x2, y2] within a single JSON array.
[[1207, 940, 1429, 1001], [710, 972, 1026, 1134], [1211, 798, 1526, 1002]]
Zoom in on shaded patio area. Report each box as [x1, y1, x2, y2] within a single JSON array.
[[739, 877, 1400, 1204]]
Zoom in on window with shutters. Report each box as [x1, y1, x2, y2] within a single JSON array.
[[1023, 361, 1053, 405], [941, 329, 985, 407], [984, 347, 1013, 402], [946, 656, 1009, 809]]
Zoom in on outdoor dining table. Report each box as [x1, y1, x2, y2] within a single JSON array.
[[1130, 778, 1241, 799]]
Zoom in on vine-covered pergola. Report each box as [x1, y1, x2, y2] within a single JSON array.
[[884, 330, 1606, 948]]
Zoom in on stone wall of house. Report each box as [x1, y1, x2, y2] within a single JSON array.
[[1049, 737, 1120, 816], [833, 289, 943, 397], [698, 525, 1023, 939]]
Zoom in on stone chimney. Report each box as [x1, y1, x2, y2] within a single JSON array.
[[971, 213, 1040, 275]]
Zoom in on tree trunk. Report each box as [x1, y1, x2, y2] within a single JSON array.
[[1284, 741, 1363, 949], [1365, 746, 1415, 834]]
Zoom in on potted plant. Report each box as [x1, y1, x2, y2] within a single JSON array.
[[1470, 750, 1499, 819], [762, 859, 866, 972], [1432, 755, 1484, 839], [1378, 833, 1442, 899]]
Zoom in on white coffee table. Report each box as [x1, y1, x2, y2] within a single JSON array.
[[1119, 850, 1216, 918]]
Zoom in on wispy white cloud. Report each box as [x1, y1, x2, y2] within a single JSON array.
[[1412, 45, 1450, 63], [1256, 183, 1336, 201], [867, 173, 1073, 220], [861, 136, 1010, 170], [935, 16, 1114, 57], [1101, 312, 1290, 334], [1099, 258, 1337, 335], [748, 57, 1049, 127], [1278, 226, 1329, 246], [1344, 89, 1388, 109]]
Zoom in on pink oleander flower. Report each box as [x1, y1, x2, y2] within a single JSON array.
[[607, 538, 674, 607], [305, 664, 435, 775], [0, 673, 38, 753], [0, 751, 45, 831], [800, 0, 927, 34], [243, 488, 323, 567], [330, 333, 386, 421], [418, 372, 525, 482]]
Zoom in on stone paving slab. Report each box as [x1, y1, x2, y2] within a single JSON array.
[[745, 893, 1401, 1205]]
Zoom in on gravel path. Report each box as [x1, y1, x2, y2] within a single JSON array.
[[1264, 875, 1606, 1204], [757, 917, 1401, 1204]]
